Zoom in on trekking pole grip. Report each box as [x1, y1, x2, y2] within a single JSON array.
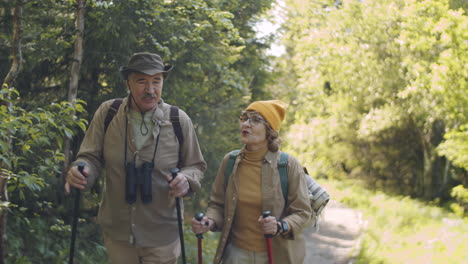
[[77, 164, 85, 185], [262, 210, 274, 238], [75, 162, 85, 197], [195, 213, 206, 239], [170, 168, 180, 181]]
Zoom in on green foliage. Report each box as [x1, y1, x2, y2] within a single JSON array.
[[1, 87, 87, 195], [1, 0, 276, 198], [280, 0, 467, 198], [449, 184, 468, 217], [1, 87, 89, 261], [1, 0, 276, 261], [183, 224, 220, 264], [451, 185, 468, 204], [437, 126, 468, 170], [1, 0, 466, 262], [6, 205, 106, 263]]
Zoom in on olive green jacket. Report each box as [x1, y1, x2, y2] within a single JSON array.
[[206, 148, 311, 264], [74, 97, 206, 247]]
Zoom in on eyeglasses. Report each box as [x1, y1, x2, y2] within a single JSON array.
[[239, 114, 265, 125]]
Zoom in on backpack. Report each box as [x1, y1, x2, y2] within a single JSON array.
[[104, 98, 184, 168], [224, 150, 330, 226]]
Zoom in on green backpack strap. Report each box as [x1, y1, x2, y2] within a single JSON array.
[[278, 152, 289, 203], [224, 150, 240, 187], [224, 150, 289, 204]]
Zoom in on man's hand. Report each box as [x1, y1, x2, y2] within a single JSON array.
[[166, 172, 190, 198], [65, 164, 89, 193]]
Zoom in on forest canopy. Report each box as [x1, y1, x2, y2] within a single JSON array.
[[0, 0, 466, 263]]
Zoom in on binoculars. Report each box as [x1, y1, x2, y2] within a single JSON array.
[[125, 162, 153, 204]]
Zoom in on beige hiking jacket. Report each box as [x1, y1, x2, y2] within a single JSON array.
[[206, 148, 311, 264], [74, 97, 206, 247]]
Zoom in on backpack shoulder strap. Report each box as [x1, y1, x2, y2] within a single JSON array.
[[224, 150, 240, 187], [170, 105, 184, 168], [223, 150, 289, 203], [104, 98, 123, 134], [278, 152, 289, 203]]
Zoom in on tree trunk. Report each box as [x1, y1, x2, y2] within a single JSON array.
[[410, 114, 435, 200], [2, 2, 23, 89], [62, 0, 87, 181], [420, 136, 434, 200], [67, 0, 86, 104], [413, 121, 437, 200], [0, 1, 23, 263], [441, 159, 450, 195]]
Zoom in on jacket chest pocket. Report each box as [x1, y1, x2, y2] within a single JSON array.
[[154, 120, 180, 169]]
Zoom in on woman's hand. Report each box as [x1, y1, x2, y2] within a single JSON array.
[[191, 216, 213, 235], [258, 215, 278, 235]]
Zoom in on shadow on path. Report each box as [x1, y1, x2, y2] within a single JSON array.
[[303, 200, 365, 264]]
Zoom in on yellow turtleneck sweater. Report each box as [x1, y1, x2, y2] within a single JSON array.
[[231, 147, 268, 252]]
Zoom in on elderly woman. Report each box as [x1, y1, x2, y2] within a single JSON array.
[[192, 100, 311, 264]]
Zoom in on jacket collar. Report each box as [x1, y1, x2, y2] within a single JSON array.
[[264, 150, 280, 166], [239, 146, 280, 166], [122, 96, 168, 122]]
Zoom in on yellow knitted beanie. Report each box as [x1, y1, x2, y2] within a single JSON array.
[[245, 100, 287, 131]]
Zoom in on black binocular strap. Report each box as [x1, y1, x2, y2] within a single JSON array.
[[170, 106, 184, 169], [104, 100, 184, 168], [123, 115, 161, 166]]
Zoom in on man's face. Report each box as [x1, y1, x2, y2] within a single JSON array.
[[126, 72, 164, 112]]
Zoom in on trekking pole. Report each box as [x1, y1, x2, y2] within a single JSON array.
[[170, 168, 186, 264], [262, 210, 274, 264], [69, 162, 85, 264], [194, 212, 209, 264]]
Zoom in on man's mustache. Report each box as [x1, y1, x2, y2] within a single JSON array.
[[142, 93, 157, 99]]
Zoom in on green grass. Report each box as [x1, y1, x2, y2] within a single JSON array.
[[322, 179, 468, 264], [182, 227, 220, 264]]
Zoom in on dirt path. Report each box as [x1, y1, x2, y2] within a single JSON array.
[[303, 200, 365, 264]]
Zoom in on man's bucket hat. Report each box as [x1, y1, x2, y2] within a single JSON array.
[[120, 52, 173, 80]]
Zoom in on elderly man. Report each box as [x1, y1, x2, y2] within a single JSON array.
[[65, 52, 206, 264]]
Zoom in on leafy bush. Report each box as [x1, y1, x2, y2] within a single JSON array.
[[1, 87, 93, 262], [450, 185, 468, 217], [6, 206, 106, 264]]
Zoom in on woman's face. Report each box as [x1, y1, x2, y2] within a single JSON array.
[[239, 112, 268, 151]]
